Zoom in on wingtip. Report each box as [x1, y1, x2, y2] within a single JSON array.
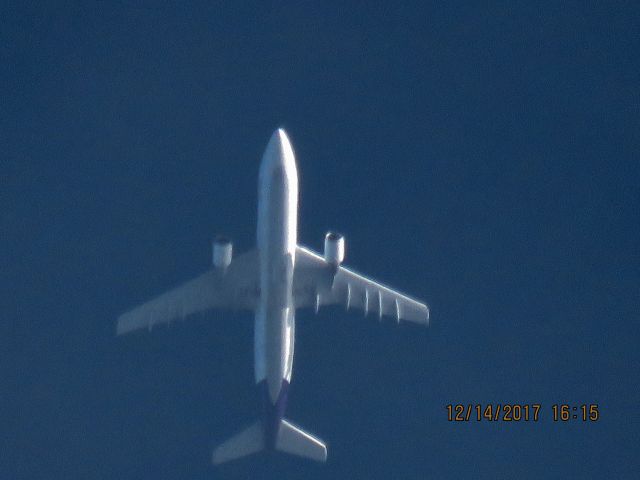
[[319, 446, 328, 463], [211, 449, 223, 466], [115, 319, 125, 336], [115, 315, 131, 336]]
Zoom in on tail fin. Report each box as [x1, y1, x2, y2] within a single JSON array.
[[276, 419, 327, 462], [212, 421, 263, 465], [212, 419, 327, 465]]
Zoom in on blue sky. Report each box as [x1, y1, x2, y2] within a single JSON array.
[[3, 2, 639, 478]]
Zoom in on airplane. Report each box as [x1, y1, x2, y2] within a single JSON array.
[[117, 128, 430, 465]]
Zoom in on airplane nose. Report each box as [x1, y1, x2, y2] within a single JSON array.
[[262, 128, 295, 169], [273, 128, 289, 146], [274, 127, 288, 144]]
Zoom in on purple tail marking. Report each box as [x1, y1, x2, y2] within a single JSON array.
[[257, 379, 289, 450]]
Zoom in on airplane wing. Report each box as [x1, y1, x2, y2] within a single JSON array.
[[293, 246, 430, 325], [117, 249, 259, 335]]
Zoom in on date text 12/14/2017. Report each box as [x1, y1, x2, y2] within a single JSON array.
[[446, 404, 600, 422]]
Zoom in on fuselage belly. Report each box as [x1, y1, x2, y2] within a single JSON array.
[[254, 130, 299, 409]]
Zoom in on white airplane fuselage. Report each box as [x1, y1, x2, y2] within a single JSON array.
[[254, 129, 298, 445]]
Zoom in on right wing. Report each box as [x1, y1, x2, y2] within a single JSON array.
[[117, 249, 259, 335], [294, 246, 429, 325]]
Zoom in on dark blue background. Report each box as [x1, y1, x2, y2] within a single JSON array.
[[3, 2, 638, 478]]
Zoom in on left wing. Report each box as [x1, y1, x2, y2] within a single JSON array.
[[293, 246, 430, 325], [117, 249, 259, 335]]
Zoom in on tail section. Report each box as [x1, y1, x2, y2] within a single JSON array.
[[212, 421, 263, 465], [212, 419, 327, 465], [275, 419, 327, 462]]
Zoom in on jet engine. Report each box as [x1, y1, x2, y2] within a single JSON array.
[[324, 232, 345, 266], [212, 235, 233, 270]]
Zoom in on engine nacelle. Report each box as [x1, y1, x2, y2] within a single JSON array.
[[212, 235, 233, 270], [324, 232, 345, 266]]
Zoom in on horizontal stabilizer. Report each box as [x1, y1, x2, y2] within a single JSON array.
[[212, 421, 264, 465], [276, 419, 327, 462]]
